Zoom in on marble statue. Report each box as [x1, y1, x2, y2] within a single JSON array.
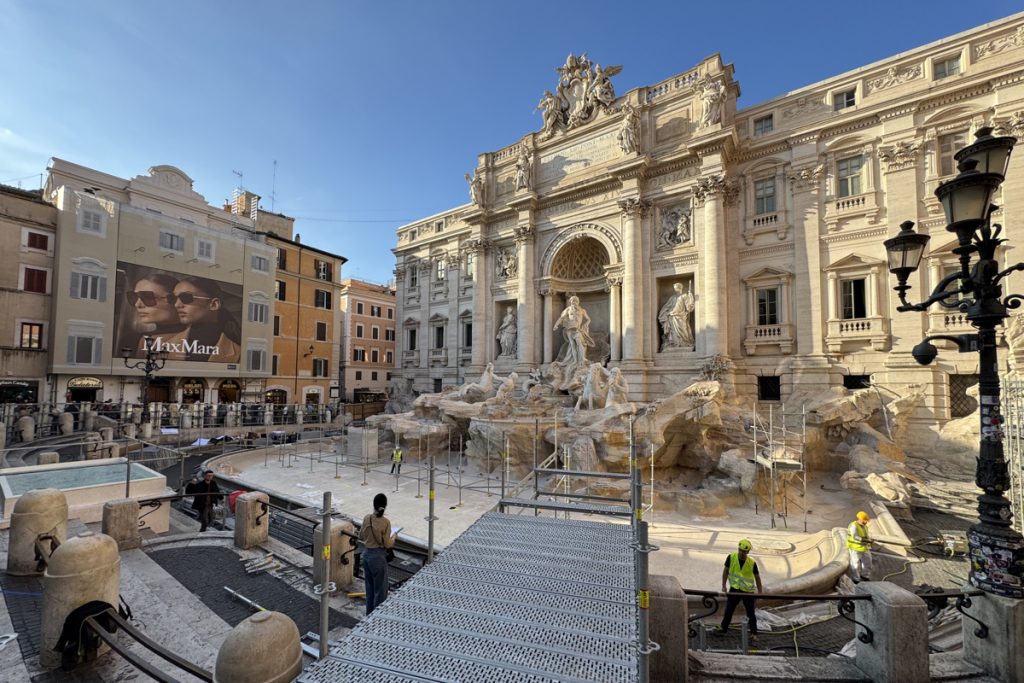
[[659, 282, 695, 351], [496, 306, 518, 357], [657, 206, 691, 250], [699, 75, 725, 128], [523, 367, 544, 394], [538, 54, 623, 137], [494, 372, 518, 403], [466, 171, 484, 206], [496, 247, 518, 279], [575, 362, 608, 411], [604, 367, 630, 406], [515, 147, 532, 190], [554, 295, 594, 372], [453, 362, 497, 401], [617, 104, 639, 154]]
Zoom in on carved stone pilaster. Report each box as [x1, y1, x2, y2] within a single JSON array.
[[618, 197, 652, 217], [878, 141, 922, 172], [787, 164, 824, 193], [417, 259, 434, 274], [692, 174, 739, 206]]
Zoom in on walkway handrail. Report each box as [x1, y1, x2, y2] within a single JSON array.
[[83, 608, 213, 682]]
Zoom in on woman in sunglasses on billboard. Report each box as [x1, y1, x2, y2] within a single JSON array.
[[127, 274, 186, 358], [167, 277, 242, 363]]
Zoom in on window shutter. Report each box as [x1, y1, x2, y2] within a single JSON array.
[[98, 277, 107, 302], [93, 338, 103, 365], [70, 272, 81, 299], [67, 336, 77, 364]]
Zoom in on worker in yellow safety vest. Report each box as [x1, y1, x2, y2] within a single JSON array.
[[717, 539, 764, 636], [390, 446, 403, 475], [847, 511, 873, 583]]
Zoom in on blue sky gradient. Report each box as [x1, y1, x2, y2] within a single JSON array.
[[1, 1, 1020, 282]]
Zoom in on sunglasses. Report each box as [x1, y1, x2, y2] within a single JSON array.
[[127, 291, 214, 306]]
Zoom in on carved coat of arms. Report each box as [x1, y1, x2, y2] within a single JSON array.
[[538, 53, 622, 138]]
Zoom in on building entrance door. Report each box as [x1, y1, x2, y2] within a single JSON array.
[[148, 379, 173, 403], [219, 380, 240, 403]]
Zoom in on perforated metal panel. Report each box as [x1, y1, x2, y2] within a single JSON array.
[[300, 511, 638, 682]]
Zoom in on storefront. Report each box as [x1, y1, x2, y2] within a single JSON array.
[[218, 379, 240, 403], [0, 380, 39, 404], [67, 376, 103, 403], [265, 388, 287, 405], [181, 378, 206, 404]]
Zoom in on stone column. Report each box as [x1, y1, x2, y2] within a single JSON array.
[[418, 260, 431, 371], [618, 198, 649, 362], [789, 161, 826, 356], [447, 254, 461, 371], [515, 225, 537, 367], [470, 239, 489, 371], [234, 491, 270, 550], [961, 589, 1024, 682], [101, 499, 141, 550], [852, 582, 928, 683], [608, 276, 622, 362], [541, 288, 554, 363], [694, 175, 732, 357]]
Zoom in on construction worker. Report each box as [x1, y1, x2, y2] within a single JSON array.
[[717, 539, 763, 636], [847, 511, 873, 583], [390, 445, 403, 475]]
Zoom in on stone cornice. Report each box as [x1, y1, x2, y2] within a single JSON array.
[[990, 68, 1024, 90], [734, 140, 792, 163], [536, 177, 621, 211], [646, 152, 700, 178], [738, 243, 793, 259], [918, 82, 993, 112], [821, 225, 888, 244], [820, 115, 881, 140], [608, 155, 651, 181]]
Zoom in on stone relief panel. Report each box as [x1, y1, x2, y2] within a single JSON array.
[[973, 25, 1024, 61], [495, 246, 518, 280], [656, 203, 692, 251], [865, 64, 923, 93], [539, 130, 619, 184], [654, 106, 693, 143]]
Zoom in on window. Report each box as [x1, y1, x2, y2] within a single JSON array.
[[465, 251, 475, 277], [356, 324, 364, 338], [386, 351, 393, 364], [756, 287, 779, 326], [371, 349, 379, 363], [434, 325, 445, 349], [753, 178, 776, 214], [355, 371, 362, 381], [275, 280, 286, 301], [753, 115, 774, 136], [433, 378, 443, 393], [67, 334, 101, 365], [273, 315, 280, 336], [272, 355, 279, 375], [939, 131, 968, 177], [950, 374, 980, 417], [841, 278, 867, 319], [757, 376, 781, 401], [436, 257, 446, 281], [20, 322, 43, 349], [833, 89, 856, 111], [387, 307, 394, 320], [248, 301, 269, 323], [314, 289, 331, 309], [251, 255, 269, 272], [372, 326, 380, 340], [385, 328, 395, 341], [356, 302, 364, 315], [353, 348, 366, 362], [196, 239, 214, 261], [408, 329, 417, 350], [463, 322, 473, 348], [79, 209, 104, 234], [70, 272, 107, 301], [372, 371, 378, 381], [276, 248, 287, 270], [22, 267, 48, 293], [837, 155, 864, 197], [370, 305, 382, 317], [934, 55, 961, 80], [316, 322, 328, 341], [159, 231, 184, 252], [315, 260, 332, 281], [26, 232, 49, 251], [409, 268, 418, 289], [312, 358, 328, 376], [247, 348, 266, 371], [843, 375, 872, 390], [435, 220, 444, 233]]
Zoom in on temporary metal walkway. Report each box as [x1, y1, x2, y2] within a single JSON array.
[[299, 511, 639, 683]]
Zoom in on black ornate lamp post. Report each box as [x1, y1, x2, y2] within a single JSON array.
[[884, 127, 1024, 597], [121, 336, 169, 424]]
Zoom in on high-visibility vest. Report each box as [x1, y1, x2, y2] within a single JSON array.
[[392, 449, 403, 463], [847, 521, 870, 552], [727, 553, 756, 592]]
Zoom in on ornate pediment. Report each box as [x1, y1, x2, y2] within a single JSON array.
[[131, 165, 206, 203], [824, 253, 886, 271], [742, 266, 792, 284], [538, 53, 622, 139]]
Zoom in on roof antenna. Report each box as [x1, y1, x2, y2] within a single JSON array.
[[232, 169, 244, 190], [270, 160, 278, 212]]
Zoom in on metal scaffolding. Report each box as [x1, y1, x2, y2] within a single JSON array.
[[751, 402, 808, 532], [1004, 377, 1024, 535]]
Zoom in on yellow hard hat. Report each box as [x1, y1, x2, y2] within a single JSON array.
[[737, 539, 752, 551], [856, 511, 870, 522]]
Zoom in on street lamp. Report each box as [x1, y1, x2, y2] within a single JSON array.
[[884, 126, 1024, 598], [122, 335, 169, 424]]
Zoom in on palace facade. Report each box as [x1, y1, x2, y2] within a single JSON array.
[[392, 13, 1024, 421]]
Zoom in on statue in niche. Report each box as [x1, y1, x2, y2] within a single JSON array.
[[698, 75, 725, 128], [465, 171, 484, 206], [496, 306, 518, 357], [554, 295, 594, 373], [515, 147, 532, 191], [657, 206, 691, 250], [495, 247, 518, 279], [617, 104, 639, 154], [658, 282, 696, 351], [605, 367, 630, 406]]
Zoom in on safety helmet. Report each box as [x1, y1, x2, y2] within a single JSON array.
[[856, 511, 870, 522], [737, 539, 752, 551]]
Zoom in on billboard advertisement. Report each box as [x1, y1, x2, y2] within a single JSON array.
[[114, 263, 243, 363]]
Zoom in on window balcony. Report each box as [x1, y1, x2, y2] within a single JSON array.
[[824, 192, 879, 231], [826, 316, 890, 353], [403, 350, 417, 359], [743, 323, 795, 355], [927, 309, 972, 334], [742, 211, 790, 244]]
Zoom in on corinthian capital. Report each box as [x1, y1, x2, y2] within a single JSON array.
[[618, 197, 651, 217], [514, 225, 534, 245], [692, 174, 738, 205]]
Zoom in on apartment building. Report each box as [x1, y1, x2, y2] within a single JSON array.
[[339, 279, 396, 401]]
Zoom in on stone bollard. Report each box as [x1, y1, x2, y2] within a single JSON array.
[[82, 407, 96, 433], [141, 422, 152, 439], [17, 415, 35, 442], [181, 408, 193, 429], [40, 532, 120, 668], [853, 582, 928, 683], [123, 422, 137, 439], [37, 451, 60, 466], [99, 426, 114, 442], [234, 492, 270, 550], [214, 610, 302, 683], [314, 520, 357, 591], [105, 441, 121, 459], [7, 489, 68, 575], [961, 587, 1024, 682], [263, 406, 273, 427], [58, 412, 74, 435], [650, 575, 687, 683], [102, 499, 141, 550], [0, 422, 7, 450], [295, 408, 304, 426]]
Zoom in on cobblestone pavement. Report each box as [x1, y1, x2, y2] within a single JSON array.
[[148, 545, 357, 635], [0, 573, 43, 661]]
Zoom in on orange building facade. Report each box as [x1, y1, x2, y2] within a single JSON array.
[[339, 279, 396, 402]]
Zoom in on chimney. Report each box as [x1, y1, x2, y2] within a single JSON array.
[[294, 233, 301, 244]]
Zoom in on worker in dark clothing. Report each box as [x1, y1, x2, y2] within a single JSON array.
[[186, 470, 222, 532]]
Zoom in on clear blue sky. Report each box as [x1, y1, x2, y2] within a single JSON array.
[[2, 1, 1020, 283]]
